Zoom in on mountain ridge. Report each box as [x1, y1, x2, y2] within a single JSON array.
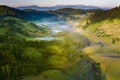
[[17, 4, 110, 11]]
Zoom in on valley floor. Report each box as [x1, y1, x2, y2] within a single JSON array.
[[22, 21, 103, 80], [23, 19, 120, 80]]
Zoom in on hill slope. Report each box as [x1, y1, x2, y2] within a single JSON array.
[[23, 9, 58, 21], [77, 6, 120, 42], [0, 5, 24, 18], [90, 6, 120, 22], [76, 6, 120, 80], [0, 17, 50, 38], [0, 5, 50, 38], [0, 5, 58, 21]]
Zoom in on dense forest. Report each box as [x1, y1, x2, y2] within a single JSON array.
[[0, 5, 58, 20], [90, 6, 120, 22]]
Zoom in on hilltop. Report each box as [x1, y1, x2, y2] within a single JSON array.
[[0, 5, 24, 18]]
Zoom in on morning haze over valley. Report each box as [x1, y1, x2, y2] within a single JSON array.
[[0, 0, 120, 80]]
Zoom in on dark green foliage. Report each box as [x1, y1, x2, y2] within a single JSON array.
[[0, 17, 27, 36], [0, 5, 58, 21], [23, 10, 58, 21], [55, 8, 87, 15], [54, 8, 100, 15], [0, 5, 25, 19], [0, 16, 50, 38], [90, 6, 120, 22], [0, 35, 104, 80], [0, 37, 48, 80]]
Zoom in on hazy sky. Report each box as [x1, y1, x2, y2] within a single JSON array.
[[0, 0, 120, 8]]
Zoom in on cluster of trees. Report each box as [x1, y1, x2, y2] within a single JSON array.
[[24, 10, 58, 21], [0, 17, 28, 36], [0, 35, 103, 80], [90, 6, 120, 22], [0, 36, 52, 80]]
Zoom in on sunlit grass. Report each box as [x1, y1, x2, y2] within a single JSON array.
[[76, 18, 120, 80], [90, 55, 120, 80]]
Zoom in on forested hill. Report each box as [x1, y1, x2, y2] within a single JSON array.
[[0, 5, 58, 20], [0, 5, 101, 21], [0, 5, 51, 38], [54, 8, 87, 15], [54, 8, 100, 15], [90, 6, 120, 22], [0, 5, 25, 18], [23, 9, 58, 20]]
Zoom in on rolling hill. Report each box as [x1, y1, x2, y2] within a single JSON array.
[[0, 5, 51, 38], [23, 9, 58, 21], [0, 17, 50, 38], [0, 5, 24, 19], [77, 6, 120, 42], [0, 5, 58, 21], [90, 6, 120, 22]]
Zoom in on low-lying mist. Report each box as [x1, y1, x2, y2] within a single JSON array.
[[33, 18, 78, 35], [30, 17, 82, 41]]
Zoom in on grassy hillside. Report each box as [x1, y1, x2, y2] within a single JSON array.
[[0, 17, 50, 38], [75, 6, 120, 80], [81, 19, 120, 43], [76, 6, 120, 43]]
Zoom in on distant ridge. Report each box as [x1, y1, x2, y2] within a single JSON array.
[[17, 5, 110, 11]]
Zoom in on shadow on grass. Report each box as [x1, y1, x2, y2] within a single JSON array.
[[89, 60, 106, 80]]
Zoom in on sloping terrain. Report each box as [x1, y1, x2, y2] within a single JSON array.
[[0, 17, 50, 38], [0, 5, 24, 19], [76, 6, 120, 80], [90, 6, 120, 22]]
